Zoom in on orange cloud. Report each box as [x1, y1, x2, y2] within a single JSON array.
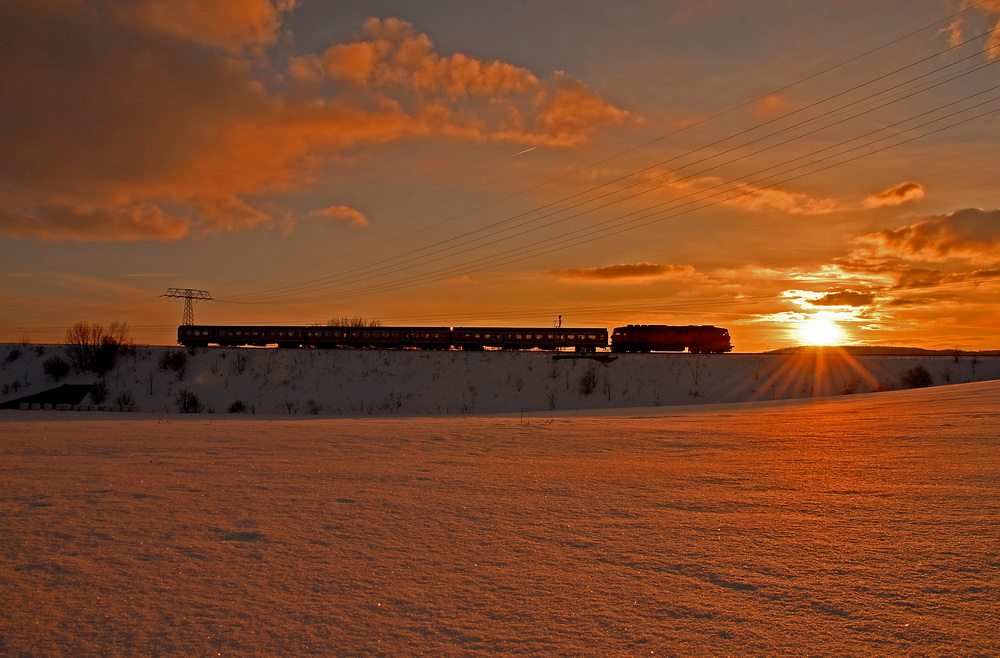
[[857, 208, 1000, 263], [664, 175, 926, 217], [312, 18, 628, 146], [753, 94, 793, 120], [863, 181, 924, 208], [309, 205, 370, 227], [960, 1, 1000, 59], [669, 176, 844, 215], [0, 201, 191, 242], [122, 0, 297, 54], [0, 7, 629, 241], [551, 262, 696, 281]]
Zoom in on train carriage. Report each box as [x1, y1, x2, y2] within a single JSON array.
[[177, 325, 305, 347], [451, 327, 608, 352], [316, 327, 452, 349]]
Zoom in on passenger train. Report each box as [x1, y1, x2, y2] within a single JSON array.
[[177, 323, 733, 353]]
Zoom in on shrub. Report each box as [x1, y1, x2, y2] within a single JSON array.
[[4, 348, 21, 364], [578, 364, 598, 395], [902, 364, 934, 389], [64, 321, 131, 374], [159, 350, 188, 375], [177, 389, 203, 413], [228, 399, 247, 414], [115, 390, 136, 411], [43, 355, 71, 381], [89, 379, 109, 405]]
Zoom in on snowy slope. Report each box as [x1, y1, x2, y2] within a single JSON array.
[[2, 343, 1000, 415]]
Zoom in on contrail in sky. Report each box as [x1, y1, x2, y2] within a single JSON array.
[[511, 146, 537, 157]]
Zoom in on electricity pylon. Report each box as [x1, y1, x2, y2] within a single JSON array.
[[162, 288, 213, 325]]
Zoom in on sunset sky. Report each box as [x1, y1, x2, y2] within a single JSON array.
[[3, 0, 1000, 352]]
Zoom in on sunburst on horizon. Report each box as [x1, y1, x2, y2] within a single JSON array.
[[795, 315, 848, 346]]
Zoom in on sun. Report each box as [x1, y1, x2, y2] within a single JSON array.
[[796, 316, 846, 346]]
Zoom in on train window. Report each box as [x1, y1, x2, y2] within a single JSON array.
[[547, 334, 554, 340], [515, 334, 523, 339]]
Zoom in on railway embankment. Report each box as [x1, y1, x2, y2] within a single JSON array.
[[3, 343, 999, 416]]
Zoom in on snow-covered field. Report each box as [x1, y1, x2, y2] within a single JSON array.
[[2, 345, 999, 654], [2, 381, 998, 655], [3, 343, 1000, 415]]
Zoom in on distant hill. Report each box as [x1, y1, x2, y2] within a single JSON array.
[[767, 345, 1000, 356]]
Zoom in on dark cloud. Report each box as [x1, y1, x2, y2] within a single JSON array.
[[551, 263, 695, 280], [886, 297, 933, 307], [808, 290, 876, 307]]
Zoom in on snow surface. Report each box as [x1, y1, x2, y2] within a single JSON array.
[[2, 343, 1000, 416], [2, 345, 999, 654], [2, 375, 1000, 655]]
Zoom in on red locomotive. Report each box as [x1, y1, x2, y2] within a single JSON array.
[[610, 325, 733, 353]]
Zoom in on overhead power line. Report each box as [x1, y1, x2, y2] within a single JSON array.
[[221, 0, 993, 300], [218, 19, 1000, 306]]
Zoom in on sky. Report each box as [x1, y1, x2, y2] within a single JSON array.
[[3, 0, 1000, 352]]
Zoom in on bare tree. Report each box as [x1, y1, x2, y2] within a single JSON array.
[[326, 316, 383, 327], [64, 321, 132, 374]]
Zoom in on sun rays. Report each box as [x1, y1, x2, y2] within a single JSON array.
[[795, 315, 848, 346]]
